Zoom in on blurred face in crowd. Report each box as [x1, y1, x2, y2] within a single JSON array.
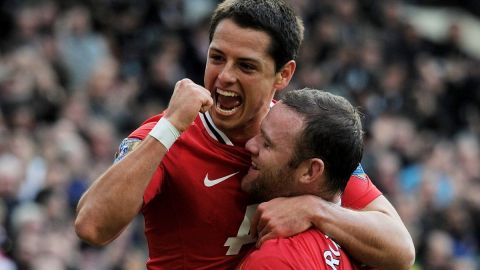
[[204, 19, 294, 142], [241, 102, 304, 201]]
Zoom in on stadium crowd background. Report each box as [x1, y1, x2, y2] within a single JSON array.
[[0, 0, 479, 269]]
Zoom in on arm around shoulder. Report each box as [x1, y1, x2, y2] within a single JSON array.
[[310, 195, 415, 269]]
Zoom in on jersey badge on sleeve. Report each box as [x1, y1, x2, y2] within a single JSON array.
[[114, 138, 142, 163], [352, 164, 367, 181]]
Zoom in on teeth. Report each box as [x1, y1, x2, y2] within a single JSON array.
[[217, 89, 239, 97], [216, 103, 238, 113]]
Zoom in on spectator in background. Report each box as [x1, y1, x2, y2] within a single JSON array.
[[75, 0, 414, 269], [57, 4, 110, 91], [0, 0, 478, 269]]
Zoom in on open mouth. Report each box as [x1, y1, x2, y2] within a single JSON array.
[[215, 88, 243, 116]]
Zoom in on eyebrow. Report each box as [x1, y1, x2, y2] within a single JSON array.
[[209, 48, 262, 66], [209, 47, 222, 54]]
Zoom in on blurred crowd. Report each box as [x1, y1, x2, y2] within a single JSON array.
[[0, 0, 478, 269]]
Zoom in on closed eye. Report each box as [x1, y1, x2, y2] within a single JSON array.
[[263, 141, 271, 149], [259, 133, 272, 149]]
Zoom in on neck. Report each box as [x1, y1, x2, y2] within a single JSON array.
[[209, 108, 269, 147], [312, 182, 341, 203], [329, 193, 342, 205], [222, 126, 259, 147]]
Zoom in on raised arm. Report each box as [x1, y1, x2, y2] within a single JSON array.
[[74, 79, 213, 246], [252, 195, 415, 269]]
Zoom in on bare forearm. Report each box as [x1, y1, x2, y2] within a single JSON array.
[[75, 79, 213, 246], [310, 196, 415, 269], [75, 136, 167, 245]]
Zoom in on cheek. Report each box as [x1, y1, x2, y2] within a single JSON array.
[[245, 81, 275, 105], [204, 65, 216, 88]]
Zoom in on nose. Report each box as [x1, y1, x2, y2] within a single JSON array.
[[245, 136, 259, 156], [217, 63, 236, 85]]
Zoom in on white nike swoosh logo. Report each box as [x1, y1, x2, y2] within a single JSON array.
[[204, 172, 239, 187]]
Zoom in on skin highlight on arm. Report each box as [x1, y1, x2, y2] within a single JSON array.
[[310, 195, 415, 270], [75, 136, 168, 246]]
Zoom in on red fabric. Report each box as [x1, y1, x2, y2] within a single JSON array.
[[238, 229, 362, 270], [125, 113, 382, 269], [130, 114, 254, 269], [342, 174, 382, 210]]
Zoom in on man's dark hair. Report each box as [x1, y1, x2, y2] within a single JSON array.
[[209, 0, 304, 72], [282, 89, 364, 194]]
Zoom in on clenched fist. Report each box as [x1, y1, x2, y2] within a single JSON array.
[[165, 79, 213, 132]]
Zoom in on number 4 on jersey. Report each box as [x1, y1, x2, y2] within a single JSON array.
[[224, 204, 258, 255]]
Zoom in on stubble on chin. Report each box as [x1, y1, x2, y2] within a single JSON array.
[[247, 168, 295, 203], [247, 180, 268, 203]]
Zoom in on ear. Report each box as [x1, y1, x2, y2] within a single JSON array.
[[297, 158, 325, 185], [273, 60, 296, 90]]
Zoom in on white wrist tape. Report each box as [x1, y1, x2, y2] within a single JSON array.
[[148, 118, 181, 150]]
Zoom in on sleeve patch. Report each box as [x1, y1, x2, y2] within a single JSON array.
[[352, 164, 367, 180], [114, 138, 142, 163]]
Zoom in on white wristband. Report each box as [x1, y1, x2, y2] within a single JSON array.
[[148, 118, 181, 150]]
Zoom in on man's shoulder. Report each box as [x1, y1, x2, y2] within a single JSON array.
[[128, 113, 164, 140], [238, 247, 292, 270], [342, 164, 382, 210], [128, 113, 207, 140]]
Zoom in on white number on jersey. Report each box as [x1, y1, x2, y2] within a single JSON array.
[[224, 204, 258, 255]]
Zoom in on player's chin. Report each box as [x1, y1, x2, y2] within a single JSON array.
[[240, 172, 257, 193]]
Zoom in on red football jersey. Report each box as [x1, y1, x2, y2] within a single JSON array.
[[237, 229, 362, 270], [342, 164, 381, 209], [121, 111, 381, 269]]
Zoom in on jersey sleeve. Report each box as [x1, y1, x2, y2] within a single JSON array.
[[129, 114, 163, 140], [143, 164, 166, 205], [115, 113, 167, 206], [113, 115, 162, 163], [341, 164, 382, 210]]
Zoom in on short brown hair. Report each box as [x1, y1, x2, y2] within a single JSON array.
[[209, 0, 304, 72]]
